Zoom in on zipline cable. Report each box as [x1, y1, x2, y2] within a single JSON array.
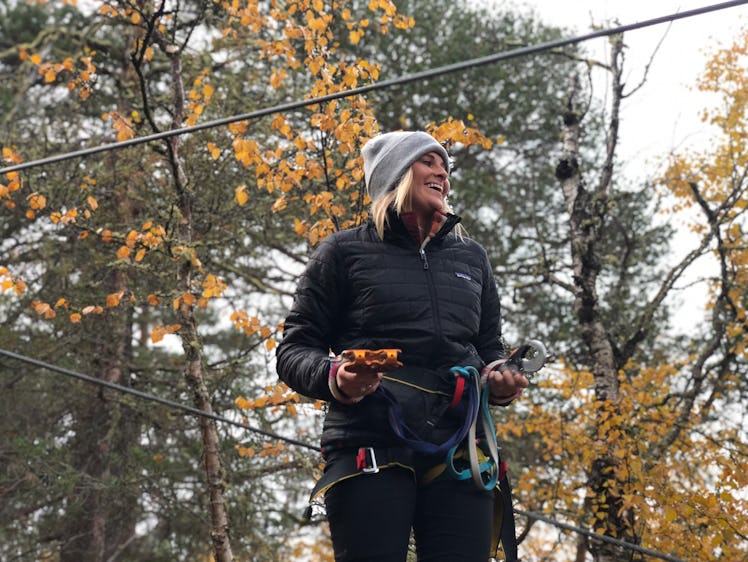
[[514, 509, 686, 562], [2, 0, 747, 175], [0, 346, 688, 561], [0, 347, 320, 452]]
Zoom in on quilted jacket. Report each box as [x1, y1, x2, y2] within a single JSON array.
[[276, 209, 505, 449]]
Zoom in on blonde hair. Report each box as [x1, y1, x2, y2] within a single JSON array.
[[371, 169, 465, 240]]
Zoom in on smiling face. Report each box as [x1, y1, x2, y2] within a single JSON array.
[[409, 151, 450, 219]]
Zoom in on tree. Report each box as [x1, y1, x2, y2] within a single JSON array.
[[0, 0, 488, 559], [499, 29, 747, 562]]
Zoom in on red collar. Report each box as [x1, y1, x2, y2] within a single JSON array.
[[400, 210, 447, 243]]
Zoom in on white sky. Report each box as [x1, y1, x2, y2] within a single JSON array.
[[504, 0, 748, 178], [494, 1, 748, 329]]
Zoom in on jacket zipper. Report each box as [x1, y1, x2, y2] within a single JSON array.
[[419, 247, 429, 269], [419, 239, 442, 345], [416, 214, 460, 348]]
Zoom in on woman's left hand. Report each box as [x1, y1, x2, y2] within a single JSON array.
[[484, 362, 529, 404]]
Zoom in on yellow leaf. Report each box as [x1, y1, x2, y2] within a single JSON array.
[[270, 69, 285, 88], [235, 396, 252, 410], [207, 142, 221, 160], [202, 274, 227, 298], [150, 323, 181, 343], [116, 246, 131, 260], [28, 193, 46, 210], [30, 53, 42, 65], [69, 313, 82, 323], [272, 196, 287, 213], [106, 291, 124, 307], [235, 184, 249, 206], [31, 301, 56, 319], [237, 446, 255, 458], [125, 229, 138, 248]]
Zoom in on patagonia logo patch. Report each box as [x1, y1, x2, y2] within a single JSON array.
[[454, 271, 473, 282]]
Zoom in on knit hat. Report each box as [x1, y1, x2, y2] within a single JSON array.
[[362, 131, 450, 202]]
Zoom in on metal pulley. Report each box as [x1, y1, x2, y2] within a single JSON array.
[[506, 339, 548, 374]]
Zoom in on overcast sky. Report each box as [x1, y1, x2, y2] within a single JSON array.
[[502, 0, 748, 178], [493, 1, 748, 326]]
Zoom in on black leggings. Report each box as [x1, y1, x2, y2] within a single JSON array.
[[324, 466, 494, 562]]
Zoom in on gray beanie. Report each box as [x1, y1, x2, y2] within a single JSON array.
[[362, 131, 450, 201]]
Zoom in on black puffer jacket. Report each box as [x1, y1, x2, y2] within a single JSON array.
[[276, 210, 505, 449]]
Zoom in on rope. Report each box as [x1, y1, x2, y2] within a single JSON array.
[[2, 0, 747, 175], [515, 509, 686, 562], [0, 347, 320, 452]]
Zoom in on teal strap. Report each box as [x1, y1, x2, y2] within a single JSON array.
[[443, 366, 500, 491]]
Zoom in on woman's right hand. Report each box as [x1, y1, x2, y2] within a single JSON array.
[[334, 361, 383, 401]]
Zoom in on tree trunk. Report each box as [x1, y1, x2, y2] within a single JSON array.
[[163, 48, 234, 562], [556, 34, 637, 562], [59, 269, 139, 562]]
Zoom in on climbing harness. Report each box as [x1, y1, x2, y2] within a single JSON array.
[[375, 366, 480, 457], [312, 343, 549, 561]]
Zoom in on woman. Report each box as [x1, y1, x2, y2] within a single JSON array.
[[276, 131, 528, 561]]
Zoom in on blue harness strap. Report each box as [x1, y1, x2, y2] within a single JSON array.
[[374, 366, 479, 456], [376, 365, 500, 489]]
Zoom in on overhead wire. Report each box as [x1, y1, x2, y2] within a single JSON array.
[[513, 509, 685, 562], [0, 347, 319, 452], [1, 0, 748, 175]]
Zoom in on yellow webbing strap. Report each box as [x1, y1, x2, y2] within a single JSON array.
[[420, 445, 507, 560], [420, 445, 490, 485], [381, 373, 452, 397], [310, 462, 414, 502], [491, 486, 504, 558]]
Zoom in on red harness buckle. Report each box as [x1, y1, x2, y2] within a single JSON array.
[[356, 447, 379, 473], [450, 374, 466, 409]]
